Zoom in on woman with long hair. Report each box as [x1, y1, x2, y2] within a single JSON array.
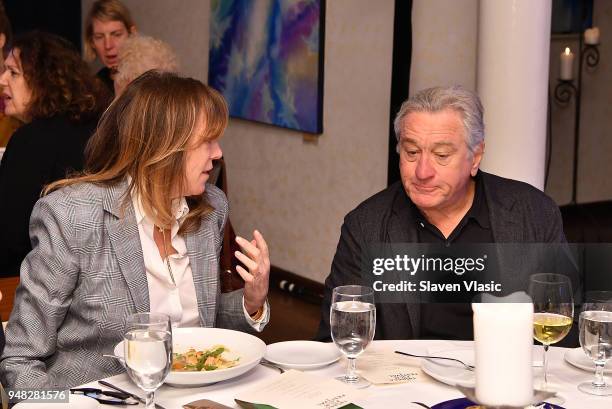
[[0, 31, 110, 277], [0, 71, 270, 389]]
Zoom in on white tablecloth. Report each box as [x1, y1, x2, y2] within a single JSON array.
[[83, 340, 611, 409]]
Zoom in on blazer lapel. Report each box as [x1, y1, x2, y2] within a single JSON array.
[[481, 172, 528, 291], [482, 172, 522, 243], [385, 185, 421, 337], [185, 213, 218, 327], [103, 180, 150, 313], [386, 186, 419, 243]]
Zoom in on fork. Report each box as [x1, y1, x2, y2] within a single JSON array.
[[395, 350, 475, 371], [259, 358, 285, 373]]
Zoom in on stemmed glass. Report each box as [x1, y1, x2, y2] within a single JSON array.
[[330, 285, 376, 388], [528, 273, 574, 391], [578, 291, 612, 396], [124, 312, 172, 409]]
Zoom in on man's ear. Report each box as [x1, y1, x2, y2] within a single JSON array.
[[471, 142, 484, 176], [129, 26, 137, 35], [0, 33, 6, 50]]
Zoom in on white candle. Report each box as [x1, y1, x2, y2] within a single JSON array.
[[584, 27, 600, 45], [560, 47, 574, 80], [472, 294, 533, 407]]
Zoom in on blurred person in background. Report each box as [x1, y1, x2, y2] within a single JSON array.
[[84, 0, 136, 93], [0, 0, 20, 148], [0, 31, 110, 278], [114, 34, 179, 95]]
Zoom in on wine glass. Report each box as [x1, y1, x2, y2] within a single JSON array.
[[529, 273, 574, 391], [124, 312, 172, 409], [330, 285, 376, 388], [578, 291, 612, 396]]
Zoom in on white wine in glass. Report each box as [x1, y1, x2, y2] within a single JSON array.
[[529, 273, 574, 391], [330, 285, 376, 388], [578, 291, 612, 396], [533, 313, 573, 345], [124, 312, 172, 409]]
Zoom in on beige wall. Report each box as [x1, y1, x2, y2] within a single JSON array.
[[410, 0, 478, 93], [546, 0, 612, 204], [221, 0, 394, 282], [82, 0, 394, 283]]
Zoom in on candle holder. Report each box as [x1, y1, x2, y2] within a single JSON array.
[[583, 44, 600, 68], [552, 41, 601, 204], [455, 384, 557, 409], [553, 80, 577, 106]]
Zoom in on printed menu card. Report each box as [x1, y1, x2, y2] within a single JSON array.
[[235, 369, 365, 409], [356, 348, 427, 385]]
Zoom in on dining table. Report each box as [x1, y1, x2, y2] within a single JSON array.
[[80, 339, 610, 409]]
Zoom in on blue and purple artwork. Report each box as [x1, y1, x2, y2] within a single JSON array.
[[209, 0, 324, 134]]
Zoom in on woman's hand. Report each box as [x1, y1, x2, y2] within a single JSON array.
[[234, 230, 270, 315]]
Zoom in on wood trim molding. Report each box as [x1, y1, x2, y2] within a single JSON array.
[[270, 265, 324, 305]]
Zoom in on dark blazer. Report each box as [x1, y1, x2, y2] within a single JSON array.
[[0, 115, 97, 277], [316, 171, 571, 341]]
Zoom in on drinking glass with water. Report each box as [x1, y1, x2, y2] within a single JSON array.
[[124, 312, 172, 408], [578, 291, 612, 396], [330, 285, 376, 388]]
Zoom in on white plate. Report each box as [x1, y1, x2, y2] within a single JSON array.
[[115, 327, 266, 387], [420, 348, 475, 387], [564, 347, 612, 374], [14, 394, 99, 408], [264, 341, 341, 369]]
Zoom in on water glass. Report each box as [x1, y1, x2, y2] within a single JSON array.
[[578, 291, 612, 396], [124, 312, 172, 408], [330, 285, 376, 388]]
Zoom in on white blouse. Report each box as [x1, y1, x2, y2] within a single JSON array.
[[131, 193, 267, 329]]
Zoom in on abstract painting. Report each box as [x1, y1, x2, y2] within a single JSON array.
[[209, 0, 324, 134]]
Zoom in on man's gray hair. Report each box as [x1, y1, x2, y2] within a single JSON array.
[[393, 85, 484, 153]]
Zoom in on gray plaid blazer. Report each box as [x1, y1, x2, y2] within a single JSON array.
[[0, 179, 254, 389]]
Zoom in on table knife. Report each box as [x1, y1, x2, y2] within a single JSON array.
[[98, 380, 167, 409]]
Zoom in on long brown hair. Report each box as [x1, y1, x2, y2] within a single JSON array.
[[45, 70, 229, 233], [13, 31, 110, 122]]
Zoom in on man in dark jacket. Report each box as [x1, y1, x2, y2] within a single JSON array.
[[317, 85, 575, 341]]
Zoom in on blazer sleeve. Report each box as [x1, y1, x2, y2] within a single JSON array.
[[315, 210, 365, 341], [0, 194, 79, 389], [548, 202, 582, 301]]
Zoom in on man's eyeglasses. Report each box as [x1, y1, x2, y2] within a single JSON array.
[[70, 388, 138, 405]]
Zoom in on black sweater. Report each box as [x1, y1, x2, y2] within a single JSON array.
[[0, 115, 98, 277]]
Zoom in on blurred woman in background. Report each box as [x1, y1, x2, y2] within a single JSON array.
[[84, 0, 136, 93], [0, 31, 110, 277], [0, 0, 20, 147]]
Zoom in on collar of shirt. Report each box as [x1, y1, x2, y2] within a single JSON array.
[[127, 176, 190, 236], [462, 171, 490, 229]]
